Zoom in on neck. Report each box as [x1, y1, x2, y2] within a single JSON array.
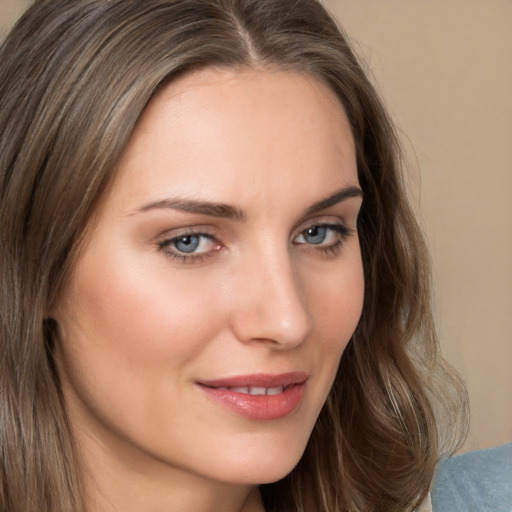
[[75, 426, 264, 512], [86, 473, 264, 512]]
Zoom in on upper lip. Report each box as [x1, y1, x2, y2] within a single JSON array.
[[197, 371, 309, 389]]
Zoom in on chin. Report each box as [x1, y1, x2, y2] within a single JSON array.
[[213, 436, 309, 486]]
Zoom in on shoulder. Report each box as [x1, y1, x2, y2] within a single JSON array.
[[432, 443, 512, 512]]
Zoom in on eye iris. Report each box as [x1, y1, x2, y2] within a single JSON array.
[[174, 235, 200, 253], [304, 226, 326, 245]]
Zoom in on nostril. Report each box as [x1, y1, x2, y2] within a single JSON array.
[[227, 252, 313, 347], [230, 289, 312, 348]]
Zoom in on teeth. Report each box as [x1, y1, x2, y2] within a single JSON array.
[[266, 386, 283, 395], [224, 386, 284, 395], [231, 387, 250, 394], [249, 387, 266, 396]]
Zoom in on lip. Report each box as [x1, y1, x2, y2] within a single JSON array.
[[196, 372, 308, 421]]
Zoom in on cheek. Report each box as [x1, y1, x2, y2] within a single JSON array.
[[53, 254, 234, 443], [302, 252, 364, 401], [55, 253, 228, 376], [308, 256, 365, 350]]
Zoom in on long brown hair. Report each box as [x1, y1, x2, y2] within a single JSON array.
[[0, 1, 467, 511]]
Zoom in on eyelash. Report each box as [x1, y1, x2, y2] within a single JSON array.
[[157, 222, 354, 264], [294, 223, 353, 258], [157, 229, 219, 264]]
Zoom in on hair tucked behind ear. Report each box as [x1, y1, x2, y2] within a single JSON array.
[[0, 1, 467, 511]]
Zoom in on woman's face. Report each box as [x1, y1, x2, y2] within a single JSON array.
[[53, 68, 364, 495]]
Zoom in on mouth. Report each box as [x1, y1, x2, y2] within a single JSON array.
[[196, 372, 308, 420], [209, 385, 288, 396]]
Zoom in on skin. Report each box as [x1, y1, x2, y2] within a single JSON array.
[[52, 67, 364, 512]]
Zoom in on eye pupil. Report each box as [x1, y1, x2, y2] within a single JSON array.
[[175, 235, 200, 253], [304, 226, 326, 245]]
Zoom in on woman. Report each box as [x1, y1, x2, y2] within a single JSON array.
[[0, 0, 467, 511]]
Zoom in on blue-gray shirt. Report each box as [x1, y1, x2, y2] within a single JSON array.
[[432, 443, 512, 512]]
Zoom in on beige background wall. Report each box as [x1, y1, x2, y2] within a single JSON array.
[[324, 0, 512, 453], [2, 0, 511, 453]]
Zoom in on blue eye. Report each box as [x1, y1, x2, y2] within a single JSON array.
[[173, 235, 201, 253], [159, 232, 219, 262], [295, 224, 348, 246], [302, 226, 328, 245], [169, 234, 214, 254], [293, 222, 353, 258]]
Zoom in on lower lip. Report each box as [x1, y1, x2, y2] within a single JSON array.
[[198, 383, 306, 420]]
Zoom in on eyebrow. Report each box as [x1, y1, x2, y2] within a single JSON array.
[[305, 185, 363, 215], [135, 197, 246, 220], [134, 185, 362, 220]]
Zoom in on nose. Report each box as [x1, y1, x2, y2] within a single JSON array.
[[229, 250, 313, 349]]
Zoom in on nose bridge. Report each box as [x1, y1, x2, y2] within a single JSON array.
[[230, 242, 313, 348]]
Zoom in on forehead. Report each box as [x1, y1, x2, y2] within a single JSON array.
[[106, 67, 358, 215]]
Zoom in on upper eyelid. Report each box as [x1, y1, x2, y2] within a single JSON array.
[[293, 216, 352, 236], [158, 232, 217, 253], [161, 231, 214, 242], [155, 226, 216, 242], [293, 223, 352, 243]]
